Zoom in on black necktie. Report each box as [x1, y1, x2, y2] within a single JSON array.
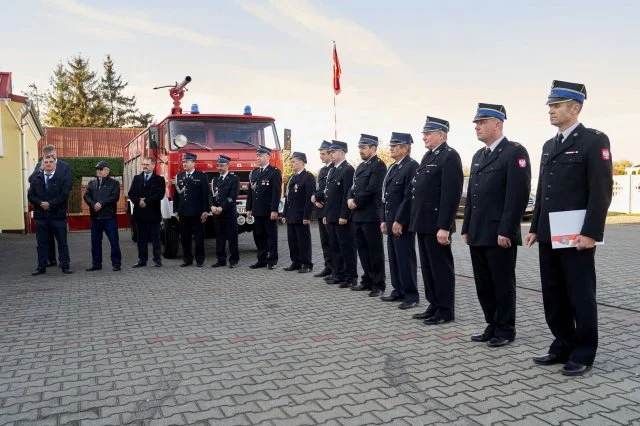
[[555, 133, 564, 151], [484, 147, 491, 156], [45, 174, 51, 190]]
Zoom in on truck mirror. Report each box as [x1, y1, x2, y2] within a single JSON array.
[[149, 127, 160, 148], [284, 128, 291, 151]]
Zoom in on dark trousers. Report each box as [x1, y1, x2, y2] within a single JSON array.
[[354, 222, 386, 291], [253, 216, 278, 265], [214, 216, 239, 265], [317, 218, 332, 271], [387, 229, 418, 303], [47, 227, 56, 262], [137, 221, 161, 264], [539, 242, 598, 365], [469, 245, 517, 340], [91, 218, 122, 267], [35, 219, 70, 269], [326, 222, 357, 281], [180, 216, 205, 264], [417, 233, 455, 320], [287, 223, 312, 266]]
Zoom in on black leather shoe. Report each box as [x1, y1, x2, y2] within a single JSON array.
[[298, 266, 312, 273], [398, 301, 419, 310], [313, 268, 332, 278], [113, 265, 121, 271], [369, 290, 384, 297], [471, 332, 493, 342], [380, 295, 402, 302], [424, 315, 452, 325], [533, 353, 567, 366], [561, 361, 591, 376], [250, 263, 267, 269], [154, 262, 163, 267], [325, 277, 343, 285], [86, 266, 102, 271], [196, 263, 204, 267], [132, 262, 147, 268], [351, 284, 371, 292], [61, 267, 72, 274], [180, 263, 192, 267], [46, 260, 57, 267], [283, 264, 301, 271], [324, 275, 337, 282], [412, 310, 434, 320], [267, 264, 277, 270], [211, 263, 226, 268], [339, 282, 352, 288], [229, 263, 238, 268], [487, 336, 513, 347], [32, 268, 46, 276]]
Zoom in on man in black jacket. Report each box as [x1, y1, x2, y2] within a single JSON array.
[[462, 104, 531, 348], [409, 116, 464, 325], [83, 161, 122, 271], [282, 152, 316, 273], [173, 153, 210, 267], [525, 81, 613, 376], [311, 141, 334, 278], [348, 134, 387, 297], [28, 155, 72, 275], [128, 156, 166, 268], [210, 155, 240, 268]]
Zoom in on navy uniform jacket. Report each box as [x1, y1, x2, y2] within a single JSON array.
[[209, 173, 239, 218], [28, 172, 72, 220], [408, 143, 464, 235], [349, 155, 386, 223], [380, 156, 419, 227], [84, 176, 120, 219], [530, 124, 613, 243], [128, 173, 166, 223], [462, 138, 531, 246], [246, 165, 282, 217], [29, 159, 72, 186], [313, 163, 333, 219], [323, 161, 355, 223], [284, 170, 316, 223], [173, 170, 210, 217]]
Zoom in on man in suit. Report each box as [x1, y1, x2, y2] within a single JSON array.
[[210, 155, 240, 268], [173, 153, 210, 267], [83, 161, 122, 271], [246, 146, 282, 270], [282, 152, 316, 273], [322, 140, 357, 287], [29, 144, 72, 268], [128, 156, 166, 268], [525, 80, 613, 376], [380, 132, 420, 309], [28, 155, 73, 275], [348, 134, 387, 297], [311, 141, 334, 278], [462, 103, 532, 348], [409, 116, 464, 325]]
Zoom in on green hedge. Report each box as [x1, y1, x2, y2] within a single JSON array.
[[60, 157, 124, 185]]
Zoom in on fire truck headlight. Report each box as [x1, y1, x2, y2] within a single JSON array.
[[246, 216, 255, 225], [237, 215, 246, 226], [174, 134, 188, 148]]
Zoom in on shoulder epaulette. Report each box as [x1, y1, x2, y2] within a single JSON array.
[[586, 128, 603, 135]]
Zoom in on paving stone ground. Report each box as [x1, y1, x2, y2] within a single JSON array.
[[1, 221, 640, 426]]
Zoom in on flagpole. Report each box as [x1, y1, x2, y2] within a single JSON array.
[[333, 94, 337, 139]]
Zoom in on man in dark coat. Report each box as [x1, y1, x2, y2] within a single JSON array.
[[348, 134, 387, 297], [246, 146, 283, 270], [462, 103, 531, 348], [380, 132, 420, 309], [128, 156, 166, 267], [311, 141, 334, 278], [322, 140, 357, 286], [83, 161, 122, 271], [408, 116, 464, 325], [282, 152, 316, 273], [173, 153, 210, 267], [28, 155, 72, 275], [209, 155, 240, 268], [525, 80, 613, 376]]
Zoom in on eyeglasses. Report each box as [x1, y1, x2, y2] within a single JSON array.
[[96, 168, 104, 171]]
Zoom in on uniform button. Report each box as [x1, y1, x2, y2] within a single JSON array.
[[552, 161, 556, 164], [547, 185, 551, 188], [412, 196, 415, 199], [473, 205, 477, 209], [475, 184, 478, 186], [473, 194, 477, 197], [550, 172, 554, 176], [545, 197, 549, 201]]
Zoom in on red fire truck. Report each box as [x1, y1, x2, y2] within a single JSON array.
[[123, 76, 287, 259]]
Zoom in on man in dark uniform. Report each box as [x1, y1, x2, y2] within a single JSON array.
[[282, 152, 316, 273], [380, 132, 420, 309], [525, 80, 613, 376], [246, 146, 282, 270], [462, 104, 531, 348], [348, 134, 387, 297], [322, 140, 357, 287], [408, 116, 463, 325], [173, 153, 210, 267], [209, 155, 240, 268], [128, 156, 166, 267], [311, 141, 334, 278]]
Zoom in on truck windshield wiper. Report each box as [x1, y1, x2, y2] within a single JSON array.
[[189, 141, 213, 151]]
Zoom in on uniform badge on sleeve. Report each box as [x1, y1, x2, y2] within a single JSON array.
[[601, 148, 610, 160], [518, 158, 527, 168]]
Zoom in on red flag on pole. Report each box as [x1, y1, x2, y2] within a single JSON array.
[[333, 42, 341, 95]]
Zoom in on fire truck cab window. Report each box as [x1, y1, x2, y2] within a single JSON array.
[[168, 120, 279, 151]]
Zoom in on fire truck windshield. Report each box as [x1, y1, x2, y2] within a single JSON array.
[[168, 119, 278, 151]]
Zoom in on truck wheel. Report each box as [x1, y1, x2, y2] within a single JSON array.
[[161, 219, 179, 259]]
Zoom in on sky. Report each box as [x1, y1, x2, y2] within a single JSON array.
[[2, 0, 639, 172]]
